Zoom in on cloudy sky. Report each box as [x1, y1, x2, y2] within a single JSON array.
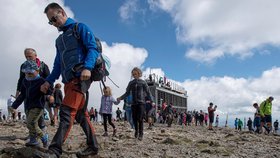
[[0, 0, 279, 124]]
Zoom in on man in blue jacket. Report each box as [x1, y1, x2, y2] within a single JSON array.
[[41, 2, 99, 158]]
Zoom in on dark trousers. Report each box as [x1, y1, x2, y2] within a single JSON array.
[[49, 88, 98, 156], [102, 113, 115, 132], [132, 104, 145, 137], [90, 115, 95, 122]]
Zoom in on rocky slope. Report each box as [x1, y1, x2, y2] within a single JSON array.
[[0, 121, 279, 158]]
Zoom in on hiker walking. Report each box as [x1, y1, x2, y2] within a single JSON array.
[[260, 96, 274, 134], [15, 48, 50, 137], [7, 95, 15, 121], [215, 114, 219, 127], [117, 67, 153, 141], [234, 118, 238, 130], [204, 113, 208, 126], [147, 103, 156, 129], [52, 83, 63, 126], [99, 86, 119, 137], [116, 107, 122, 121], [238, 119, 243, 131], [18, 111, 22, 120], [164, 103, 174, 127], [94, 109, 98, 122], [10, 60, 53, 148], [253, 103, 261, 133], [41, 3, 100, 157], [247, 117, 253, 131], [124, 94, 134, 129], [89, 107, 95, 122]]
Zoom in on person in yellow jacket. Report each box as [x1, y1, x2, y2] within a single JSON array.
[[260, 96, 274, 134]]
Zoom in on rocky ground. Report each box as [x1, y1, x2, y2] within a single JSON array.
[[0, 121, 280, 158]]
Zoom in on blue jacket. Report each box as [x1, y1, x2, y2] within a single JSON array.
[[46, 18, 99, 84], [12, 77, 52, 110]]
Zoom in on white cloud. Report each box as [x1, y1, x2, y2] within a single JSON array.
[[148, 0, 280, 63], [118, 0, 139, 22], [182, 67, 280, 120]]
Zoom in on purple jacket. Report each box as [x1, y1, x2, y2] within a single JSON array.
[[99, 96, 119, 114]]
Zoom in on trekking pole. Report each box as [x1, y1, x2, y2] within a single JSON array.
[[107, 76, 120, 88], [99, 82, 103, 95]]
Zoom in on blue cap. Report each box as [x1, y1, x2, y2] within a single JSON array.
[[21, 60, 39, 73]]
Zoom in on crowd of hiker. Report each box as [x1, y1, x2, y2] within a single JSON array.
[[0, 2, 278, 158]]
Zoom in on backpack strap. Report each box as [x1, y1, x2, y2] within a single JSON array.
[[73, 22, 102, 53], [73, 23, 80, 39], [39, 61, 45, 73]]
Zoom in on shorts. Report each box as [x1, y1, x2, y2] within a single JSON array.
[[264, 115, 272, 123], [209, 116, 214, 123], [254, 117, 261, 127]]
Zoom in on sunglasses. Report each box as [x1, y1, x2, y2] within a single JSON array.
[[48, 11, 60, 25]]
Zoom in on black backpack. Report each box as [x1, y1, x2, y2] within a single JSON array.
[[72, 23, 109, 85]]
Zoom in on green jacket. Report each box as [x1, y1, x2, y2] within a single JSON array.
[[260, 99, 272, 116], [238, 120, 243, 126]]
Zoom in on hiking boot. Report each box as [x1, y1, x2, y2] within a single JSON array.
[[41, 133, 48, 148], [76, 147, 98, 157], [25, 136, 39, 146], [138, 135, 143, 141], [113, 128, 117, 137], [102, 132, 108, 137], [134, 132, 138, 138]]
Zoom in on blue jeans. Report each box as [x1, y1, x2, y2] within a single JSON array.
[[125, 107, 134, 129]]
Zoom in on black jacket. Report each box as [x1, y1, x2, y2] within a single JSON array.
[[120, 79, 153, 105], [12, 77, 52, 110]]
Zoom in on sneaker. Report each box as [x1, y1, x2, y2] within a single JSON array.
[[113, 128, 117, 137], [25, 136, 39, 146], [76, 147, 98, 157], [102, 132, 108, 137], [41, 133, 48, 148]]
